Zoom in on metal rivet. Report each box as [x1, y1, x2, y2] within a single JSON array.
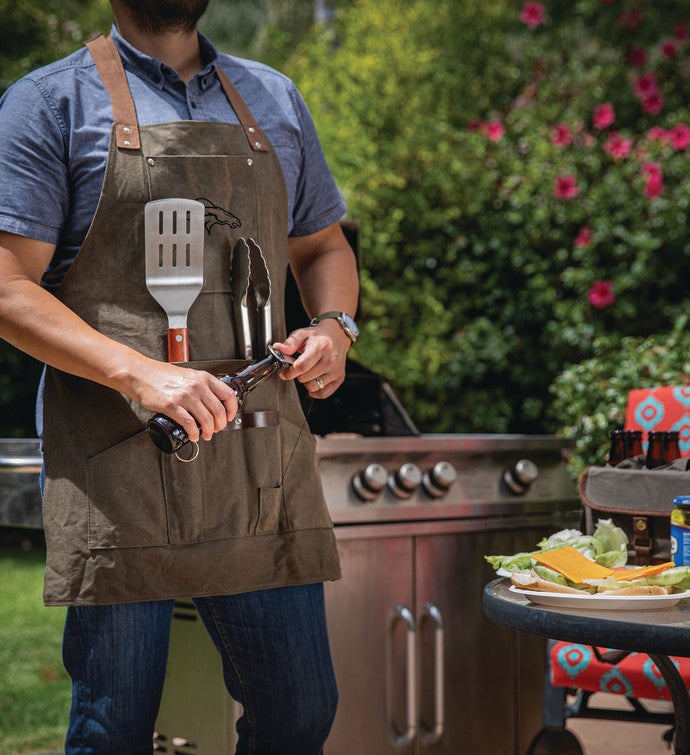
[[235, 417, 242, 426], [147, 158, 155, 166], [248, 126, 255, 133], [124, 140, 131, 146], [254, 141, 262, 148], [247, 158, 253, 166], [123, 126, 131, 133]]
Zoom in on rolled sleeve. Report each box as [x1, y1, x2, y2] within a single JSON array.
[[0, 78, 69, 244], [287, 86, 346, 238]]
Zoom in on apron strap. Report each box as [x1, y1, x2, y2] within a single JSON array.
[[214, 68, 269, 153], [85, 33, 269, 154], [85, 34, 141, 151]]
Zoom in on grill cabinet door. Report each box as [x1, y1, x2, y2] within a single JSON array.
[[325, 531, 415, 755]]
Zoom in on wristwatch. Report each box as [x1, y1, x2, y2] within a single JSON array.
[[310, 311, 359, 343]]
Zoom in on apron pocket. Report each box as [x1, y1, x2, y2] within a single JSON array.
[[256, 486, 284, 534], [162, 421, 283, 544], [87, 430, 169, 549], [279, 417, 333, 530]]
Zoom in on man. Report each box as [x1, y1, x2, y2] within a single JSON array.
[[0, 1, 359, 752]]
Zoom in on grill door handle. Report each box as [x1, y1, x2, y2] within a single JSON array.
[[387, 603, 417, 747], [420, 602, 445, 744]]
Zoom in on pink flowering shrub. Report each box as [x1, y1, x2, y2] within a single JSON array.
[[289, 0, 690, 434]]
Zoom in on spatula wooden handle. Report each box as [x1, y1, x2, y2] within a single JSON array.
[[168, 328, 189, 362]]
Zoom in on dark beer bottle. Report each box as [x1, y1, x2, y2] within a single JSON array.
[[645, 431, 666, 469], [665, 431, 681, 463], [608, 429, 627, 466], [625, 430, 643, 458]]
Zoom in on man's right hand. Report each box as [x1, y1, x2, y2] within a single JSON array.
[[127, 360, 238, 443], [0, 231, 237, 443]]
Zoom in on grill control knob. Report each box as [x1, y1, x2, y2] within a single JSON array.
[[388, 463, 423, 499], [422, 461, 458, 499], [503, 459, 539, 495], [352, 463, 388, 502]]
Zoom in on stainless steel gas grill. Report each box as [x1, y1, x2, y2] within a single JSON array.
[[154, 430, 580, 755]]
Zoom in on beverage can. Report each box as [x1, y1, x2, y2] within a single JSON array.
[[671, 495, 690, 566]]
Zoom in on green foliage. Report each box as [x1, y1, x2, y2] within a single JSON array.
[[0, 546, 69, 752], [0, 0, 111, 93], [287, 0, 690, 435], [549, 316, 690, 480]]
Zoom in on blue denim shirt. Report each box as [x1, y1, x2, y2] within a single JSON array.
[[0, 24, 346, 292]]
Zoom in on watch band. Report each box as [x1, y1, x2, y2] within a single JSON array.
[[309, 311, 358, 342]]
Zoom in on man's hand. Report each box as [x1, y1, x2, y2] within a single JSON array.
[[126, 360, 238, 443], [273, 318, 350, 398]]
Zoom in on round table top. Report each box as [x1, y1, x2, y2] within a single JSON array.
[[483, 578, 690, 658]]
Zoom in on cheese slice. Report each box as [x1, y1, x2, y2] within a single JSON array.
[[614, 561, 674, 581], [532, 547, 613, 583]]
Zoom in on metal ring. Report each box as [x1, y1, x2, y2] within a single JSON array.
[[175, 441, 199, 463], [315, 377, 325, 390]]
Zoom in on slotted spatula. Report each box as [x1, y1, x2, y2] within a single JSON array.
[[145, 198, 205, 362]]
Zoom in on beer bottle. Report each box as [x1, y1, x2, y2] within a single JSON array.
[[645, 431, 666, 469], [608, 429, 627, 466], [665, 431, 681, 463], [625, 430, 643, 458]]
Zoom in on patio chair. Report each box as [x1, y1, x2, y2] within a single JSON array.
[[526, 386, 690, 755]]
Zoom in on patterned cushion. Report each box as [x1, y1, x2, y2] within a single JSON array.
[[550, 642, 690, 700], [625, 386, 690, 456]]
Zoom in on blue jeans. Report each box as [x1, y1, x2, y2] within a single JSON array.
[[62, 584, 338, 754]]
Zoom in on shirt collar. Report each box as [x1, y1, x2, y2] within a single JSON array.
[[110, 23, 220, 89]]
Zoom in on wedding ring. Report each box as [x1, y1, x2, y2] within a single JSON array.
[[315, 377, 325, 390]]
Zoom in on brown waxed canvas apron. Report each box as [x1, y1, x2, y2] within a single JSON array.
[[40, 34, 340, 606]]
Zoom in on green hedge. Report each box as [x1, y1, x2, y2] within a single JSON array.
[[287, 0, 690, 434]]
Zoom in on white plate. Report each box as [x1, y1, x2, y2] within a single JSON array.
[[508, 585, 690, 610]]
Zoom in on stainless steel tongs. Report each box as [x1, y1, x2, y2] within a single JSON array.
[[231, 237, 272, 358]]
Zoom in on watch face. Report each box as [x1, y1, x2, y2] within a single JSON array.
[[338, 313, 359, 340]]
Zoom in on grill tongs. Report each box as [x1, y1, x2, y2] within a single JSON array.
[[231, 238, 253, 359], [247, 237, 272, 354], [231, 237, 272, 359]]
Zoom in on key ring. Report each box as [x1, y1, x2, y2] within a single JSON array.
[[175, 441, 199, 463]]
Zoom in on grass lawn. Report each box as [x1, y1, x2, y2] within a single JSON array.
[[0, 543, 69, 754]]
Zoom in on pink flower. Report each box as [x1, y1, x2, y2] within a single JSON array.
[[574, 226, 593, 248], [593, 103, 615, 129], [603, 132, 633, 159], [627, 47, 647, 67], [551, 123, 573, 147], [482, 120, 505, 142], [674, 22, 688, 41], [633, 73, 658, 98], [520, 2, 545, 29], [642, 93, 665, 115], [618, 9, 643, 31], [669, 124, 690, 150], [647, 126, 671, 144], [554, 174, 579, 199], [642, 162, 663, 199], [661, 41, 678, 59], [583, 133, 596, 147], [588, 280, 615, 309]]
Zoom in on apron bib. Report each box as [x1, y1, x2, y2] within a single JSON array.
[[41, 34, 339, 606]]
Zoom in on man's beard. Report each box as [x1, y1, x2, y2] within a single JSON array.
[[118, 0, 211, 34]]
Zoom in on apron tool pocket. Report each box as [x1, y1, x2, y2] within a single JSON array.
[[162, 422, 284, 544], [279, 417, 333, 531], [86, 430, 169, 549]]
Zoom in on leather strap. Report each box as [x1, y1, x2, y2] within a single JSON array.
[[214, 67, 269, 153], [228, 410, 279, 430], [85, 34, 269, 154], [85, 34, 141, 150]]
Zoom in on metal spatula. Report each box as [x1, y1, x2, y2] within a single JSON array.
[[145, 199, 205, 362]]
